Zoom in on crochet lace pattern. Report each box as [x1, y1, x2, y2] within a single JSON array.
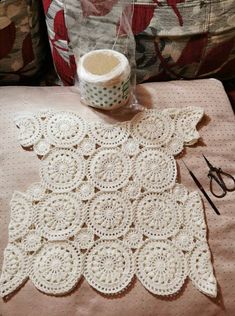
[[0, 107, 217, 298]]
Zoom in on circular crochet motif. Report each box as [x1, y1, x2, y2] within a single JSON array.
[[33, 139, 51, 156], [79, 137, 96, 156], [135, 193, 182, 239], [30, 242, 82, 295], [121, 138, 140, 156], [172, 229, 195, 252], [189, 242, 217, 297], [77, 181, 95, 200], [36, 193, 84, 241], [88, 148, 131, 191], [123, 181, 141, 200], [26, 182, 46, 201], [87, 192, 132, 239], [84, 240, 134, 294], [9, 192, 33, 242], [123, 228, 143, 249], [44, 112, 87, 147], [136, 240, 187, 295], [22, 230, 42, 252], [131, 110, 174, 147], [89, 122, 129, 147], [0, 243, 28, 297], [75, 228, 94, 250], [14, 114, 42, 147], [40, 148, 85, 193], [134, 148, 177, 193]]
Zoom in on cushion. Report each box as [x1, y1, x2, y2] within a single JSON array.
[[42, 0, 235, 85], [0, 79, 234, 315], [0, 0, 48, 84], [42, 0, 76, 86], [134, 0, 235, 82]]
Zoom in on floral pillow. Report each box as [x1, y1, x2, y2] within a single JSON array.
[[42, 0, 235, 85], [0, 0, 48, 84], [42, 0, 76, 85]]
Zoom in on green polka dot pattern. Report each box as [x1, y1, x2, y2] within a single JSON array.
[[80, 77, 130, 110]]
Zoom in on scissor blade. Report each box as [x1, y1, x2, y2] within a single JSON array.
[[202, 154, 213, 169]]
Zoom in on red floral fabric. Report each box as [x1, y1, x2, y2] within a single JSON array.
[[42, 0, 235, 85], [0, 0, 47, 84], [42, 0, 76, 85]]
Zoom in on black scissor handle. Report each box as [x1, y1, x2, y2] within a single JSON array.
[[218, 169, 235, 192], [209, 172, 227, 198]]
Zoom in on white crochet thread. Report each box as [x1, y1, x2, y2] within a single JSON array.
[[188, 242, 217, 297], [88, 148, 131, 191], [74, 228, 94, 250], [171, 184, 189, 203], [8, 192, 33, 242], [123, 228, 143, 249], [172, 229, 195, 252], [89, 122, 130, 147], [87, 192, 132, 239], [84, 240, 134, 294], [79, 137, 96, 156], [40, 148, 86, 193], [22, 230, 42, 252], [44, 111, 87, 147], [78, 49, 131, 110], [0, 107, 217, 298], [136, 240, 187, 295], [135, 193, 182, 240], [123, 181, 141, 200], [162, 108, 180, 118], [121, 138, 140, 156], [134, 148, 177, 192], [30, 241, 82, 295], [174, 107, 204, 145], [37, 108, 55, 119], [35, 193, 84, 241], [77, 181, 95, 201], [33, 139, 51, 156], [131, 110, 174, 147], [14, 113, 42, 147], [183, 192, 207, 241], [164, 134, 184, 156], [26, 182, 46, 201], [0, 243, 28, 297]]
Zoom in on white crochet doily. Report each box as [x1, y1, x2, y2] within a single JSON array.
[[0, 107, 217, 298]]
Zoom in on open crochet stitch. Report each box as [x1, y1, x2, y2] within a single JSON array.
[[0, 107, 217, 298]]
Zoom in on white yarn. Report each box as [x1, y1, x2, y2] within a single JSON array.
[[78, 49, 130, 84], [77, 49, 131, 110]]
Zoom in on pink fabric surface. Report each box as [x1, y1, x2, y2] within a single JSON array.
[[0, 79, 234, 316]]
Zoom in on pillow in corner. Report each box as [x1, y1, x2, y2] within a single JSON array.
[[0, 0, 48, 84]]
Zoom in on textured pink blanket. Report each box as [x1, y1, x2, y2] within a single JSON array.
[[0, 79, 234, 316]]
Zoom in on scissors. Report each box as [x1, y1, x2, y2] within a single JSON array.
[[203, 154, 235, 198]]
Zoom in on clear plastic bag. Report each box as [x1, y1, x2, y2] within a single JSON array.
[[64, 0, 137, 110]]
